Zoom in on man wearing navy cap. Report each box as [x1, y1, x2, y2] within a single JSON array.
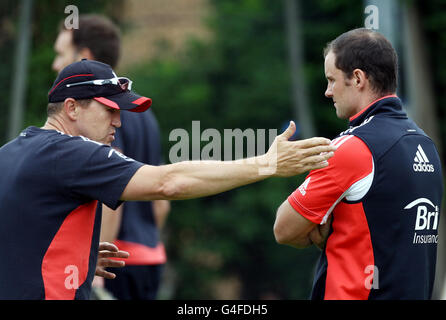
[[52, 15, 170, 299], [0, 59, 336, 299]]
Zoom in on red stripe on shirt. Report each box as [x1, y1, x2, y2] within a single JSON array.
[[324, 202, 374, 299], [41, 201, 97, 300], [112, 240, 166, 265]]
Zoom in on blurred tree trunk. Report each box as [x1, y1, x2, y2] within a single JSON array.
[[284, 0, 315, 139], [8, 0, 33, 140]]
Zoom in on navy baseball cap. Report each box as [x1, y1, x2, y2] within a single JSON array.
[[48, 59, 151, 112]]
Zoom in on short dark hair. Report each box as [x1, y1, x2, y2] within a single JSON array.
[[61, 14, 121, 68], [324, 28, 398, 96], [47, 99, 92, 117]]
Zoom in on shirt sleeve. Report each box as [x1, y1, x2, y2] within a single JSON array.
[[287, 135, 374, 224], [54, 135, 145, 210]]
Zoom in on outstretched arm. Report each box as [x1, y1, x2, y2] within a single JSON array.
[[121, 121, 336, 201]]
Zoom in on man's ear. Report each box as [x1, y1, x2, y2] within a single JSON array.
[[63, 98, 79, 120], [352, 68, 368, 90], [78, 47, 95, 61]]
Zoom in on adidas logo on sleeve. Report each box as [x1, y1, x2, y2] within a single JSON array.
[[413, 144, 435, 172], [298, 177, 311, 196]]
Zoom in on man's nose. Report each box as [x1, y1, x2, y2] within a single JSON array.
[[325, 85, 333, 98], [112, 112, 121, 128]]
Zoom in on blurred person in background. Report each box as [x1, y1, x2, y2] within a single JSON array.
[[53, 14, 170, 300], [274, 28, 443, 300]]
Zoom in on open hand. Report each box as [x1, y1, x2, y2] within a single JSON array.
[[266, 121, 336, 177], [95, 242, 129, 279]]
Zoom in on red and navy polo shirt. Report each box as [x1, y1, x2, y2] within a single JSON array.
[[288, 96, 443, 299], [0, 127, 144, 299]]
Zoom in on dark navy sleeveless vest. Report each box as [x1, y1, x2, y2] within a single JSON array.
[[311, 97, 443, 299]]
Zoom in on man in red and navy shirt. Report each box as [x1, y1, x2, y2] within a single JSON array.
[[0, 59, 335, 299], [52, 15, 170, 300], [274, 28, 443, 299]]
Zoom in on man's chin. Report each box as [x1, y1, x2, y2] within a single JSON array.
[[104, 135, 115, 146], [335, 109, 349, 120]]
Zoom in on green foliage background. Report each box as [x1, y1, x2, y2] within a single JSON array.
[[0, 0, 444, 299]]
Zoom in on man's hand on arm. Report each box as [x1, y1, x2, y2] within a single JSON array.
[[308, 215, 332, 250], [266, 121, 335, 177]]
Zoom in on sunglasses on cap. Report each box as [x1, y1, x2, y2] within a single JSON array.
[[65, 77, 133, 91]]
